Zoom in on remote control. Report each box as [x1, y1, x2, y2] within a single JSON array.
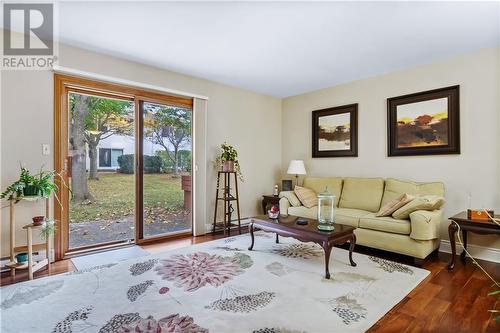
[[296, 219, 308, 225]]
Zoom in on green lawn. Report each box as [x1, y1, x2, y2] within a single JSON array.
[[70, 172, 185, 223]]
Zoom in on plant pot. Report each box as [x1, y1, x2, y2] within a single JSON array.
[[15, 253, 28, 264], [181, 175, 192, 211], [32, 216, 45, 226], [23, 185, 40, 197], [222, 161, 235, 172]]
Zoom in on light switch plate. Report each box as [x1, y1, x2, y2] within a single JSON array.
[[42, 144, 50, 155]]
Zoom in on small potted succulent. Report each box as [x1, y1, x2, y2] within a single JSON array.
[[214, 142, 243, 181]]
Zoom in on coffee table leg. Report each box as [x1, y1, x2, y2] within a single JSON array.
[[322, 241, 332, 279], [248, 222, 255, 251], [276, 234, 279, 244], [348, 234, 357, 267], [447, 222, 458, 270]]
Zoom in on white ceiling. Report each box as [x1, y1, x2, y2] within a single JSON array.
[[56, 1, 499, 97]]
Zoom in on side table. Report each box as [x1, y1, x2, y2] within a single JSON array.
[[447, 211, 500, 270], [261, 195, 280, 214]]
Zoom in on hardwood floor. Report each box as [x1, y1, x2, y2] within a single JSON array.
[[1, 232, 498, 332], [365, 250, 499, 333]]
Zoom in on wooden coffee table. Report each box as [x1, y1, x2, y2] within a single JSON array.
[[248, 215, 356, 279]]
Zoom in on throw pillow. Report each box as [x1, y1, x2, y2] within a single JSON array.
[[279, 191, 302, 207], [392, 195, 445, 220], [294, 186, 317, 208], [376, 193, 414, 217]]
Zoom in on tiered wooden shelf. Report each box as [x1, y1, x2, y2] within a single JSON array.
[[212, 171, 241, 236], [6, 196, 51, 280]]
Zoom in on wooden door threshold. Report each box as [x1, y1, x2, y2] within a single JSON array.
[[64, 240, 134, 259], [136, 231, 193, 246]]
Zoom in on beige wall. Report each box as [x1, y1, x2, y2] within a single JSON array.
[[0, 44, 282, 257], [282, 47, 500, 249]]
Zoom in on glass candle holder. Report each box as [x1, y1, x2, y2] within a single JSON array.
[[317, 187, 335, 231]]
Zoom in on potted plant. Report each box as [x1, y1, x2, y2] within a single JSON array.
[[214, 142, 243, 181], [40, 219, 56, 240], [1, 166, 58, 202]]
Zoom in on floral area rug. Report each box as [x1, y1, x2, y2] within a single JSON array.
[[0, 231, 429, 333]]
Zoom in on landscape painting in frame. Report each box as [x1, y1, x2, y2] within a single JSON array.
[[388, 86, 460, 156], [312, 104, 358, 157]]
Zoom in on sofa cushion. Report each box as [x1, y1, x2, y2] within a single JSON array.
[[285, 207, 371, 228], [376, 193, 414, 217], [294, 186, 317, 208], [381, 178, 445, 207], [339, 177, 385, 212], [303, 177, 343, 206], [392, 195, 445, 220], [288, 206, 316, 219], [359, 213, 411, 235], [336, 208, 372, 227]]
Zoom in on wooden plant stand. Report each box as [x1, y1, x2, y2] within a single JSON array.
[[5, 197, 51, 280], [212, 171, 241, 236]]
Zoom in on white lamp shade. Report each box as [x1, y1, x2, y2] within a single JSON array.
[[287, 160, 306, 175]]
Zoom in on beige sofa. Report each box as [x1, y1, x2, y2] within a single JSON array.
[[279, 177, 444, 261]]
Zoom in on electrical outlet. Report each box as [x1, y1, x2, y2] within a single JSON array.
[[42, 144, 50, 155]]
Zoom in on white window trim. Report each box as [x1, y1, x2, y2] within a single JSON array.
[[52, 65, 209, 101]]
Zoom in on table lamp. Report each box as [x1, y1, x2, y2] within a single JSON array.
[[287, 160, 306, 187]]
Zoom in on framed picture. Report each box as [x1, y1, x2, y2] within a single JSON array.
[[312, 104, 358, 157], [282, 179, 292, 191], [387, 85, 460, 157]]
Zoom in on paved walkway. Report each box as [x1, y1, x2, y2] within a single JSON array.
[[69, 213, 191, 248]]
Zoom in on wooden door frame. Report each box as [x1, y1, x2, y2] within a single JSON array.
[[53, 74, 193, 260]]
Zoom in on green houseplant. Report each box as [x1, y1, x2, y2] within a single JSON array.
[[40, 219, 56, 240], [1, 166, 58, 202], [214, 142, 243, 181]]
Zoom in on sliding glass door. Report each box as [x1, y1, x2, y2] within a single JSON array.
[[68, 91, 135, 250], [54, 74, 194, 258], [140, 101, 192, 239]]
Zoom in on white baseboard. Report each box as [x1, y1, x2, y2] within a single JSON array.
[[204, 218, 251, 234], [439, 240, 500, 264]]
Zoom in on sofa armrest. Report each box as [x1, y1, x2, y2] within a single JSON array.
[[279, 197, 291, 217], [279, 191, 301, 207], [409, 210, 443, 240]]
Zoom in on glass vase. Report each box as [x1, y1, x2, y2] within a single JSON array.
[[317, 187, 335, 231]]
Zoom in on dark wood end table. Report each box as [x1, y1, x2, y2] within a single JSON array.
[[248, 215, 356, 279], [261, 195, 280, 214], [447, 211, 500, 270]]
